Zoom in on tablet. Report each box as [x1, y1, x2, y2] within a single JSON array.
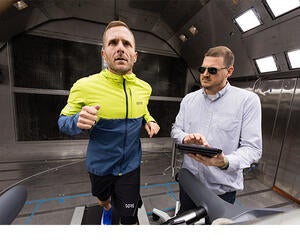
[[176, 143, 222, 158]]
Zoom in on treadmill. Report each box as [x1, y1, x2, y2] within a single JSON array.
[[70, 203, 150, 225]]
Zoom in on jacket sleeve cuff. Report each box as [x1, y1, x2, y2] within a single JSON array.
[[58, 113, 82, 136]]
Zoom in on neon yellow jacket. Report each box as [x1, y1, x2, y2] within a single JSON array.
[[58, 69, 156, 176]]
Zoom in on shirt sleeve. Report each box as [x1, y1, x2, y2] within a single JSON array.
[[226, 93, 262, 172], [170, 97, 189, 144]]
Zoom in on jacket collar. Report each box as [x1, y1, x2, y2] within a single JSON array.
[[101, 69, 136, 82]]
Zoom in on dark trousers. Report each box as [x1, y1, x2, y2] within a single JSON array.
[[178, 184, 236, 224]]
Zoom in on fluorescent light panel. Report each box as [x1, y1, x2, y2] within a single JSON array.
[[188, 25, 198, 36], [265, 0, 300, 18], [234, 8, 262, 32], [287, 49, 300, 69], [13, 1, 28, 10], [255, 56, 278, 73], [179, 34, 188, 42]]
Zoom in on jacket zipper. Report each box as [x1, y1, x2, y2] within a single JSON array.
[[120, 78, 129, 175]]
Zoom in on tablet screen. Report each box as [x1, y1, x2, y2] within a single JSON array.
[[176, 143, 222, 158]]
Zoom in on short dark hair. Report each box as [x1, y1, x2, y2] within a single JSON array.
[[204, 46, 234, 68], [102, 20, 135, 48]]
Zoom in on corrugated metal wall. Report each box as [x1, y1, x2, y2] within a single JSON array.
[[232, 77, 300, 203]]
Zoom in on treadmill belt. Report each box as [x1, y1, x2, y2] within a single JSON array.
[[81, 205, 121, 225], [81, 205, 102, 225]]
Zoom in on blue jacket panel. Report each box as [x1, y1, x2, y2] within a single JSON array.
[[86, 118, 143, 176]]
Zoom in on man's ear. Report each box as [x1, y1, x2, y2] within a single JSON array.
[[101, 49, 105, 59], [134, 51, 138, 63], [227, 66, 234, 77]]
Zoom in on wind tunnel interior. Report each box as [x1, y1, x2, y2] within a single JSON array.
[[0, 0, 299, 224]]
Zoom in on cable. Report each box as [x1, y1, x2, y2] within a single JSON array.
[[0, 159, 85, 196]]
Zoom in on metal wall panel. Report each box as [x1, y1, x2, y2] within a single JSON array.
[[255, 79, 296, 186], [275, 78, 300, 200], [232, 78, 280, 187], [233, 78, 299, 201]]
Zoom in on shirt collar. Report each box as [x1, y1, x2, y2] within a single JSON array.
[[201, 81, 231, 101]]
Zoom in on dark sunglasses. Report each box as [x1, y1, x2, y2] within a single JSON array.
[[198, 66, 227, 75]]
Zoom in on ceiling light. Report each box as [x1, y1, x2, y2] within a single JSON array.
[[264, 0, 300, 18], [13, 1, 28, 11], [255, 56, 278, 73], [234, 8, 262, 32], [188, 25, 198, 36], [179, 34, 188, 42], [286, 49, 300, 69]]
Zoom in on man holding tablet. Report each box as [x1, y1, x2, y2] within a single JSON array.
[[171, 46, 262, 220]]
